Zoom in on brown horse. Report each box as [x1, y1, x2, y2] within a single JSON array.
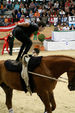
[[0, 55, 75, 113]]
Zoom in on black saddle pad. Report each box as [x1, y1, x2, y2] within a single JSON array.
[[4, 60, 22, 72], [4, 56, 42, 72]]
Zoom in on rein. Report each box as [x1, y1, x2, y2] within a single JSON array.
[[28, 71, 67, 83]]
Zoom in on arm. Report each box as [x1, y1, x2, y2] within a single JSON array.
[[17, 22, 30, 27]]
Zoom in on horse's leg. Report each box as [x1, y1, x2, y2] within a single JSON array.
[[44, 92, 56, 113], [38, 91, 52, 113], [1, 84, 14, 113], [49, 92, 56, 111]]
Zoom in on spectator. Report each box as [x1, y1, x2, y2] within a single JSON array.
[[21, 5, 27, 15], [14, 2, 20, 14], [38, 6, 43, 16], [17, 10, 21, 21], [7, 0, 12, 10], [70, 9, 75, 16], [61, 14, 68, 25], [54, 24, 61, 31], [34, 10, 40, 17], [4, 16, 9, 26], [59, 9, 65, 17], [54, 1, 59, 10], [29, 10, 34, 19], [63, 14, 68, 24], [41, 13, 48, 25], [54, 15, 58, 26], [12, 10, 16, 22], [12, 2, 15, 9], [25, 16, 31, 23], [15, 15, 19, 22], [58, 15, 61, 25], [0, 16, 5, 26], [59, 1, 64, 9], [49, 14, 54, 26], [34, 10, 40, 23], [70, 24, 75, 30], [29, 1, 35, 12], [70, 4, 74, 12], [8, 15, 13, 24], [34, 6, 38, 13], [0, 3, 3, 10], [0, 3, 4, 14], [34, 1, 39, 7], [65, 4, 70, 15], [19, 15, 25, 23], [62, 23, 70, 31], [65, 0, 70, 7], [19, 2, 24, 10], [48, 1, 53, 9]]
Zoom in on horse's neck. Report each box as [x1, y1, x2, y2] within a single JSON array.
[[47, 59, 73, 78]]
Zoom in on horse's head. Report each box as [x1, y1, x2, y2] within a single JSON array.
[[67, 70, 75, 91]]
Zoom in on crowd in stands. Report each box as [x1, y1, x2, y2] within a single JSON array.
[[0, 0, 75, 30], [54, 23, 75, 31]]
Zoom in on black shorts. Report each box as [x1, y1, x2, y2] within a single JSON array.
[[12, 26, 28, 43]]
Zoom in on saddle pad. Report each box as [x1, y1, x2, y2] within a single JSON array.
[[4, 56, 42, 72], [4, 60, 22, 72]]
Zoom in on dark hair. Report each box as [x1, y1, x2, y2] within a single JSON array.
[[38, 21, 46, 27], [33, 48, 40, 54]]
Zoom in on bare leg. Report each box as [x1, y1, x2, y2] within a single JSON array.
[[1, 84, 13, 113]]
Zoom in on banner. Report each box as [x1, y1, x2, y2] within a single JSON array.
[[0, 23, 16, 32], [69, 16, 75, 27], [0, 19, 25, 32]]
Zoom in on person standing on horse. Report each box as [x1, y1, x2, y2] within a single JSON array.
[[12, 21, 45, 94], [12, 21, 45, 61]]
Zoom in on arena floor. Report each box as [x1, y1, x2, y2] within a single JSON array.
[[0, 50, 75, 113]]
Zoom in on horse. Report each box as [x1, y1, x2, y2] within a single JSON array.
[[0, 55, 75, 113]]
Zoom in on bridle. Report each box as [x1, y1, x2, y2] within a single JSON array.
[[28, 71, 68, 84]]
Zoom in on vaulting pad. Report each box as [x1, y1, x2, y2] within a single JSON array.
[[4, 56, 42, 72]]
